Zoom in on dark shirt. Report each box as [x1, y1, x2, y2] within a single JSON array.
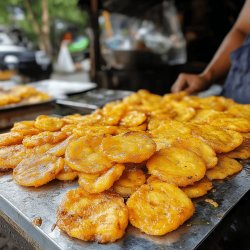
[[223, 33, 250, 104]]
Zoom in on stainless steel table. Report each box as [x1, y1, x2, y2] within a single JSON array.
[[0, 161, 250, 250]]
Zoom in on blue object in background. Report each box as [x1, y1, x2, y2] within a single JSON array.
[[223, 33, 250, 104]]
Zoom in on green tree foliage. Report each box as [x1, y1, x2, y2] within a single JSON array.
[[0, 0, 88, 27], [50, 0, 88, 26], [0, 0, 88, 55], [0, 0, 22, 25]]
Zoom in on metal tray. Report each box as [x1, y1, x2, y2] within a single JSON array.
[[0, 98, 55, 112], [28, 80, 97, 97], [56, 89, 134, 111], [0, 161, 250, 250]]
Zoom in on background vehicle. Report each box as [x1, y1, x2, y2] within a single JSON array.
[[0, 30, 52, 81]]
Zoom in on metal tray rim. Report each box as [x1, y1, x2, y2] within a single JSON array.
[[0, 98, 55, 111]]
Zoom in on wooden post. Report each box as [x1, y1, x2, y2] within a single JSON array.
[[41, 0, 52, 58], [90, 0, 101, 83]]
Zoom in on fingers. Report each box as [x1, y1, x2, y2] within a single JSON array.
[[171, 74, 188, 93], [171, 73, 210, 94], [184, 85, 197, 95]]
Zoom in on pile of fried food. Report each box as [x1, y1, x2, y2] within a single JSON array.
[[0, 90, 249, 243], [0, 85, 51, 107]]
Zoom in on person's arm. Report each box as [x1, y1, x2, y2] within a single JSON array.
[[171, 0, 250, 94]]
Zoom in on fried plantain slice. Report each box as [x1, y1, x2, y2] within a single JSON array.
[[119, 111, 147, 127], [168, 102, 196, 122], [0, 144, 31, 171], [11, 85, 38, 98], [124, 90, 162, 112], [47, 135, 76, 157], [62, 114, 83, 124], [114, 123, 147, 135], [210, 117, 250, 133], [123, 90, 162, 109], [148, 118, 190, 133], [65, 136, 113, 174], [27, 92, 50, 102], [13, 154, 64, 187], [196, 96, 234, 111], [33, 143, 55, 154], [152, 138, 172, 151], [57, 188, 128, 243], [149, 109, 175, 120], [113, 168, 146, 197], [73, 125, 117, 137], [146, 147, 206, 187], [146, 175, 161, 184], [11, 121, 40, 136], [127, 181, 194, 235], [138, 89, 162, 101], [190, 124, 243, 153], [22, 131, 67, 148], [0, 142, 55, 172], [224, 133, 250, 159], [62, 113, 82, 124], [34, 115, 64, 132], [227, 104, 250, 120], [127, 123, 147, 132], [181, 177, 213, 198], [206, 156, 242, 180], [63, 113, 102, 126], [101, 101, 126, 125], [0, 94, 11, 106], [173, 136, 218, 169], [101, 132, 156, 163], [61, 124, 77, 135], [190, 110, 233, 124], [162, 91, 187, 102], [78, 164, 125, 193], [12, 121, 35, 128], [148, 119, 191, 144], [0, 132, 23, 147], [122, 93, 141, 106], [56, 165, 78, 181]]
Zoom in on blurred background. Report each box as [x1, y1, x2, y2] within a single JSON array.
[[0, 0, 245, 94]]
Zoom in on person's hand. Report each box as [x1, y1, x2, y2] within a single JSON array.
[[171, 73, 211, 94]]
